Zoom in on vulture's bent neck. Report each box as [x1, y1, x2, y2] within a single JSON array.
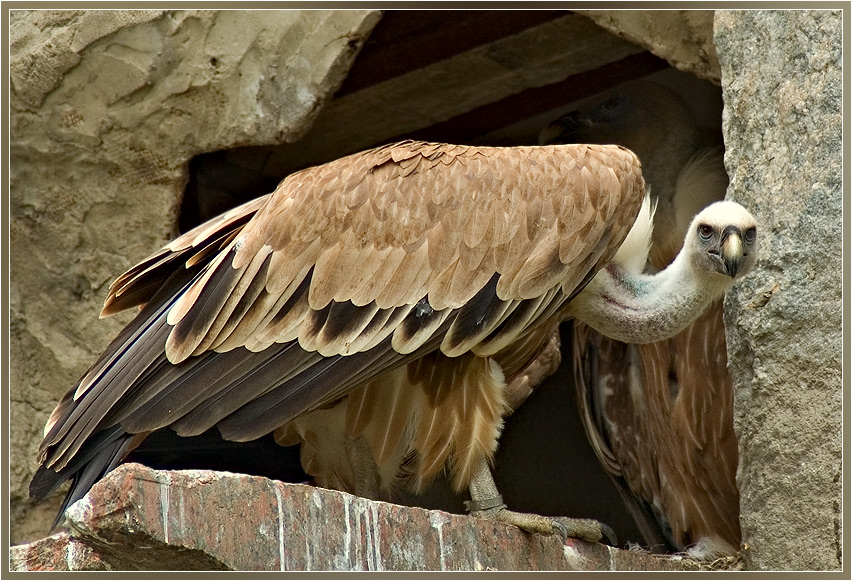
[[566, 254, 731, 344]]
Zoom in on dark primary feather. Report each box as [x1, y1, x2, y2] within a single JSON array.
[[31, 426, 135, 528], [41, 275, 197, 473], [33, 196, 269, 496]]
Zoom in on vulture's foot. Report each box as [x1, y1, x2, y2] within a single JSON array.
[[466, 457, 616, 544], [467, 497, 613, 543]]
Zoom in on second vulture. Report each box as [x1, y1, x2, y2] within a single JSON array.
[[31, 140, 758, 543]]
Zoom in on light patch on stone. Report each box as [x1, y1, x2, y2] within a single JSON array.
[[64, 496, 91, 526], [273, 484, 285, 571], [65, 536, 85, 571], [339, 495, 352, 570], [311, 487, 323, 509], [159, 475, 170, 544], [562, 543, 589, 570], [605, 544, 618, 571], [429, 511, 450, 571]]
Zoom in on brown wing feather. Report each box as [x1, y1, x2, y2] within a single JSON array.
[[662, 300, 740, 549], [101, 195, 270, 317], [573, 321, 677, 552], [166, 141, 644, 364]]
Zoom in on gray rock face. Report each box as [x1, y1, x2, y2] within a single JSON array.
[[10, 9, 381, 544], [715, 10, 842, 571]]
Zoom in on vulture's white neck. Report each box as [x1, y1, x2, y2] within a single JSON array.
[[565, 197, 752, 345], [569, 254, 731, 344]]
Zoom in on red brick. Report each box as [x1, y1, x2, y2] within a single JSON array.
[[10, 463, 720, 571]]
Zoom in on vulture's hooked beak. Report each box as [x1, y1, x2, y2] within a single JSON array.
[[720, 226, 745, 278]]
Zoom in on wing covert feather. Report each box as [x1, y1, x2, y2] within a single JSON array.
[[101, 195, 269, 317]]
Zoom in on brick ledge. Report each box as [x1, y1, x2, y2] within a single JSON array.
[[11, 463, 729, 571]]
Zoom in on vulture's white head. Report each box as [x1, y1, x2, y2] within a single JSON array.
[[681, 200, 758, 283], [567, 199, 758, 344]]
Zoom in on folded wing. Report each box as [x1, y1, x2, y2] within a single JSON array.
[[33, 140, 645, 517]]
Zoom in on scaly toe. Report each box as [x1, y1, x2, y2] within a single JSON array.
[[471, 505, 614, 545], [551, 516, 617, 545]]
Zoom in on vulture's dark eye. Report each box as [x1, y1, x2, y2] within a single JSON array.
[[698, 224, 714, 240], [744, 227, 757, 244], [599, 95, 624, 115]]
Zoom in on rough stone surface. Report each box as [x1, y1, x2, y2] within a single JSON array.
[[9, 533, 113, 572], [10, 464, 721, 572], [580, 10, 720, 83], [9, 8, 382, 544], [715, 10, 843, 571]]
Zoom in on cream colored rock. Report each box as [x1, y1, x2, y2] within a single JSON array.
[[579, 10, 721, 83], [10, 9, 381, 544], [10, 10, 164, 108]]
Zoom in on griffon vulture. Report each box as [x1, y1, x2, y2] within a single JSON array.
[[541, 80, 742, 556], [31, 140, 757, 544]]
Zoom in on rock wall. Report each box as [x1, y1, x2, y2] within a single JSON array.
[[578, 10, 720, 83], [10, 8, 382, 544], [715, 10, 843, 571]]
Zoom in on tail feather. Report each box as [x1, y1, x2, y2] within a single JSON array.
[[30, 426, 137, 529]]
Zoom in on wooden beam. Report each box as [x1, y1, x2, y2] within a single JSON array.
[[338, 10, 572, 96]]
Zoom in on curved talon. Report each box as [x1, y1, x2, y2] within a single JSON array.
[[599, 522, 618, 547], [550, 516, 616, 544], [552, 519, 570, 542]]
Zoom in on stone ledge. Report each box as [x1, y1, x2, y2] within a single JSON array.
[[11, 463, 717, 572]]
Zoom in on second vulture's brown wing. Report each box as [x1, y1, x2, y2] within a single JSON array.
[[573, 302, 740, 554]]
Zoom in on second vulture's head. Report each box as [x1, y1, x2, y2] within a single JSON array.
[[538, 81, 699, 157]]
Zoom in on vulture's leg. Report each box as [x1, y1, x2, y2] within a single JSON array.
[[469, 328, 614, 542], [345, 436, 382, 500], [466, 457, 614, 543], [501, 327, 563, 412]]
